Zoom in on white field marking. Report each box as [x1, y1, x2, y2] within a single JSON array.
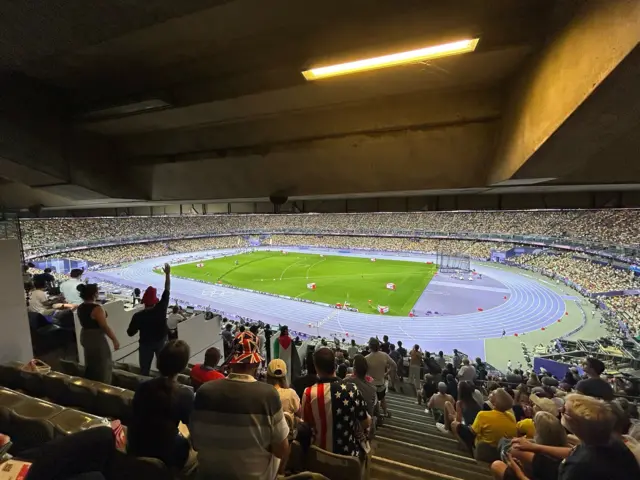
[[305, 257, 326, 279], [279, 257, 307, 280]]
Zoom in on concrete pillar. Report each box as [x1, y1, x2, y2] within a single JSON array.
[[0, 240, 33, 363]]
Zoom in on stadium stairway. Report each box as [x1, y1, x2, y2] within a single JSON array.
[[370, 390, 492, 480]]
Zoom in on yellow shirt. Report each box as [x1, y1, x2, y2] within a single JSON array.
[[517, 418, 535, 438], [471, 410, 517, 446]]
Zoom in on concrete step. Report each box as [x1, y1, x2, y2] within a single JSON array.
[[374, 438, 492, 480], [371, 456, 466, 480], [376, 423, 463, 455]]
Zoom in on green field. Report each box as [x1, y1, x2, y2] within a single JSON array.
[[169, 251, 437, 316]]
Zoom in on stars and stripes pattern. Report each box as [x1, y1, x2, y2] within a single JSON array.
[[302, 379, 368, 457]]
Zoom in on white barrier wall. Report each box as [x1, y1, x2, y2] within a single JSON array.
[[0, 240, 33, 363]]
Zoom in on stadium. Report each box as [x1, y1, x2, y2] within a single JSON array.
[[1, 3, 640, 480]]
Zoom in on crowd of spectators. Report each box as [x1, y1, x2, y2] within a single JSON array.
[[19, 209, 640, 258], [512, 253, 637, 294], [63, 237, 246, 268]]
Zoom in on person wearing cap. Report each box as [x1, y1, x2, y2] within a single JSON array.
[[517, 393, 559, 438], [365, 337, 397, 418], [576, 357, 614, 401], [59, 268, 84, 305], [127, 263, 172, 376], [266, 359, 301, 417], [190, 330, 290, 479]]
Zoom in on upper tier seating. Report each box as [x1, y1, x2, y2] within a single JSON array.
[[20, 209, 640, 257]]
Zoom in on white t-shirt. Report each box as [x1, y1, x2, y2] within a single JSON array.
[[167, 313, 184, 330], [60, 278, 83, 305], [28, 290, 50, 315]]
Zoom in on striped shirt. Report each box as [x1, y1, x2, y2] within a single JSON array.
[[302, 377, 368, 457], [190, 373, 289, 479]]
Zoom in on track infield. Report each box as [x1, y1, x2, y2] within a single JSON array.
[[168, 250, 437, 316]]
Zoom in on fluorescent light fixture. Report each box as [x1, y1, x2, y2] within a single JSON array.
[[302, 38, 479, 80]]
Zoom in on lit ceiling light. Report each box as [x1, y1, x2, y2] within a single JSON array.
[[302, 38, 479, 80]]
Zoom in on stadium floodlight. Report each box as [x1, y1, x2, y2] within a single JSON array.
[[301, 38, 479, 80]]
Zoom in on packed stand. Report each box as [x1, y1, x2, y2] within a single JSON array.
[[512, 252, 637, 294], [603, 295, 640, 337], [20, 209, 640, 258]]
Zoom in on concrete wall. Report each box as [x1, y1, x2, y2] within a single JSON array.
[[490, 0, 640, 184], [0, 240, 33, 363]]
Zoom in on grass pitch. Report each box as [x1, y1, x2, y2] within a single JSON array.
[[169, 250, 437, 316]]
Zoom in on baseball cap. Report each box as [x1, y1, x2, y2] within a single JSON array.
[[230, 331, 264, 364], [531, 393, 559, 416], [267, 359, 287, 378], [368, 338, 380, 348]]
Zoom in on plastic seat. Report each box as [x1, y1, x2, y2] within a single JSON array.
[[307, 445, 366, 480], [95, 383, 133, 421], [114, 362, 130, 372], [0, 387, 29, 409], [43, 371, 73, 404], [0, 361, 25, 390], [67, 377, 98, 412], [21, 370, 46, 398], [112, 369, 145, 391], [9, 410, 55, 452], [60, 359, 86, 378], [49, 408, 109, 437], [7, 398, 64, 452]]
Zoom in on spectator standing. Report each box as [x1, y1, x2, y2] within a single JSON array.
[[346, 354, 377, 419], [166, 306, 186, 341], [76, 283, 119, 384], [366, 338, 397, 418], [576, 357, 614, 401], [302, 348, 371, 458], [293, 351, 318, 399], [221, 323, 234, 360], [475, 357, 488, 381], [190, 330, 289, 479], [457, 358, 477, 382], [127, 264, 171, 376], [424, 352, 443, 381], [128, 340, 193, 470], [409, 345, 423, 404], [267, 359, 301, 417], [380, 335, 390, 354], [436, 351, 447, 370], [452, 349, 462, 372], [59, 268, 84, 305], [190, 347, 224, 391], [347, 339, 359, 360], [272, 325, 300, 385], [264, 324, 273, 362]]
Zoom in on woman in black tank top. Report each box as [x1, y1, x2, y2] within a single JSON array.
[[77, 284, 120, 384]]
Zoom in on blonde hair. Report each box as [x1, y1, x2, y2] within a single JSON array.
[[491, 388, 514, 412], [562, 393, 615, 444], [533, 411, 567, 446]]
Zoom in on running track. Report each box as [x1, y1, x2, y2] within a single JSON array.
[[89, 248, 566, 359]]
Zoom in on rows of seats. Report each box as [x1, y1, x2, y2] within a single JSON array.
[[0, 361, 134, 424], [0, 386, 106, 453]]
